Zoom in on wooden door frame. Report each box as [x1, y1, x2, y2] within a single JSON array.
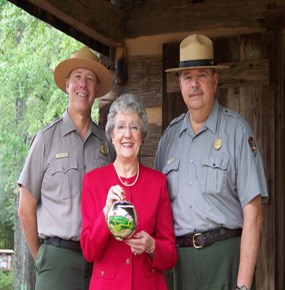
[[274, 31, 285, 290]]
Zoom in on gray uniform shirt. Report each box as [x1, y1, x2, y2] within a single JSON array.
[[155, 100, 268, 237], [18, 110, 115, 241]]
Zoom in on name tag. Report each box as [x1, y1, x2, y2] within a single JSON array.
[[56, 152, 69, 159]]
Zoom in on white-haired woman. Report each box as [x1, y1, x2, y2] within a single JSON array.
[[80, 93, 177, 290]]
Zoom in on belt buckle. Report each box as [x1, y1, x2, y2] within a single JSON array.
[[192, 233, 203, 249]]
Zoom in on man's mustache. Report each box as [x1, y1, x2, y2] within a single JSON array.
[[189, 89, 203, 96]]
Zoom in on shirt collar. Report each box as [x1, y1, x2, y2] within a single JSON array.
[[62, 110, 77, 136], [61, 110, 103, 141], [179, 99, 220, 136], [179, 112, 191, 136], [204, 99, 220, 134]]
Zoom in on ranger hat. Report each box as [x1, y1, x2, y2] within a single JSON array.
[[165, 34, 229, 72], [54, 46, 113, 97]]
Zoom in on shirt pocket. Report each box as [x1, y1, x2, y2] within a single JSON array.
[[199, 154, 229, 195], [162, 158, 180, 201], [50, 157, 81, 200]]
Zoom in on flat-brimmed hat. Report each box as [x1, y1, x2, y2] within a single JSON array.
[[165, 34, 229, 72], [54, 46, 113, 97]]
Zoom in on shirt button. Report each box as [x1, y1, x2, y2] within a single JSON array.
[[101, 270, 105, 277], [152, 268, 156, 273], [126, 259, 131, 265], [190, 159, 193, 163]]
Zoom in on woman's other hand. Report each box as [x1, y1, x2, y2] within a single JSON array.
[[125, 231, 155, 257]]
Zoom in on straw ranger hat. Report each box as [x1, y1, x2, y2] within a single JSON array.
[[54, 46, 113, 97], [165, 34, 229, 72]]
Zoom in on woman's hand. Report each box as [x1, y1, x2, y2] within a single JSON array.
[[103, 185, 125, 218], [124, 231, 155, 257]]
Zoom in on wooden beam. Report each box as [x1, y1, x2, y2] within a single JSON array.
[[265, 7, 285, 30], [123, 0, 285, 38], [32, 0, 124, 47], [8, 0, 124, 52]]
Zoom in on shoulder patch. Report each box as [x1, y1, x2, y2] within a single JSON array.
[[163, 113, 186, 135]]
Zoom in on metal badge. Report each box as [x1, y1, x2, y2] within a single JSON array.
[[214, 138, 222, 150], [167, 157, 176, 165], [99, 144, 107, 156], [56, 152, 69, 159]]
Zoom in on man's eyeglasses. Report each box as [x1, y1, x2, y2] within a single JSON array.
[[115, 123, 141, 134]]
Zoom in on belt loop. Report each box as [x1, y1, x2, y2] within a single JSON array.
[[54, 237, 61, 247], [219, 227, 226, 235]]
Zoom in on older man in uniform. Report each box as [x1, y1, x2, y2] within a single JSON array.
[[155, 34, 268, 290], [18, 47, 115, 290]]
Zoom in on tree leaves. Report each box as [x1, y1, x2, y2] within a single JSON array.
[[0, 0, 84, 246]]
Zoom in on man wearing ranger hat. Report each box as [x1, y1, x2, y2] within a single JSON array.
[[155, 34, 268, 290], [18, 46, 115, 290]]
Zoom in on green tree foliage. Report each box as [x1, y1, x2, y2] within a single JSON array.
[[0, 0, 98, 248], [0, 270, 12, 290]]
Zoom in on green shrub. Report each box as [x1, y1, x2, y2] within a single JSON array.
[[0, 270, 13, 290]]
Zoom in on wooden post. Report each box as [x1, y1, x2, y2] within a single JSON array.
[[14, 192, 35, 290], [114, 44, 127, 85]]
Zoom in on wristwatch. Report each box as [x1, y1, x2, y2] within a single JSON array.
[[235, 286, 250, 290]]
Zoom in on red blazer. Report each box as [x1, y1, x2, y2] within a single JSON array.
[[80, 163, 177, 290]]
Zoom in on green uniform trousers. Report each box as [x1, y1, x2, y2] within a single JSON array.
[[173, 237, 256, 290], [35, 243, 93, 290]]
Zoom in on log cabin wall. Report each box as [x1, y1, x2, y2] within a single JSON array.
[[105, 55, 163, 168]]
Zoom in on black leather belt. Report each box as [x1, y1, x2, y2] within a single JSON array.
[[43, 237, 82, 252], [176, 227, 242, 249]]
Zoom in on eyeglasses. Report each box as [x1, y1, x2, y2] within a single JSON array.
[[115, 123, 141, 134]]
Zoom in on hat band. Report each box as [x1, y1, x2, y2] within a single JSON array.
[[180, 59, 216, 68]]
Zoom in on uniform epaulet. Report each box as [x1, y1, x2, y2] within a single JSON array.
[[163, 113, 186, 135], [29, 116, 62, 146], [222, 107, 247, 127], [223, 107, 239, 118], [41, 116, 62, 133], [224, 108, 252, 134]]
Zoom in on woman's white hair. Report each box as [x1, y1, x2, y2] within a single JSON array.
[[105, 93, 148, 143]]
